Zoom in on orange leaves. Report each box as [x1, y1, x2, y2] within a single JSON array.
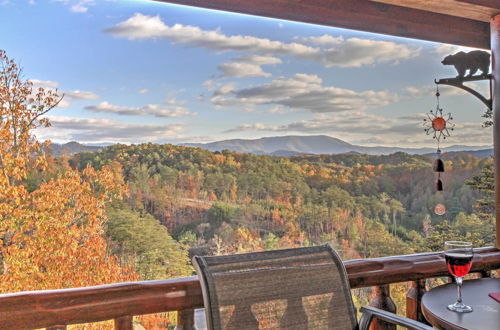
[[272, 221, 306, 249], [0, 166, 137, 293], [214, 226, 264, 255], [272, 208, 283, 224], [0, 50, 61, 189], [212, 153, 225, 165], [0, 50, 138, 295]]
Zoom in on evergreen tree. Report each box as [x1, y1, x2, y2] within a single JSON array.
[[466, 164, 494, 220], [107, 203, 193, 280]]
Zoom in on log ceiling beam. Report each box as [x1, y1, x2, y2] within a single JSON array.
[[154, 0, 490, 49], [457, 0, 500, 10], [371, 0, 500, 22]]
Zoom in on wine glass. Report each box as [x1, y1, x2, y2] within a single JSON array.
[[444, 241, 473, 313]]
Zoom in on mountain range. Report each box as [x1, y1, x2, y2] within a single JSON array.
[[46, 135, 493, 158], [183, 135, 493, 157]]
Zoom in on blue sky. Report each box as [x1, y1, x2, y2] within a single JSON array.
[[0, 0, 493, 147]]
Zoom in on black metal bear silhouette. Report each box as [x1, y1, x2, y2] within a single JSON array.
[[441, 50, 490, 79]]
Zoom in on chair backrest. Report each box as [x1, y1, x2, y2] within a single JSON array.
[[193, 244, 358, 330]]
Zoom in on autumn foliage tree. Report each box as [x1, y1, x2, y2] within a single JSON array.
[[0, 50, 138, 293]]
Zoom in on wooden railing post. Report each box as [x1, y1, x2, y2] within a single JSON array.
[[176, 308, 195, 330], [369, 285, 396, 330], [114, 315, 133, 330], [479, 270, 492, 278], [492, 14, 500, 250], [406, 280, 427, 323]]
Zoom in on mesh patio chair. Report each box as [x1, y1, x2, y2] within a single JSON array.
[[193, 244, 433, 330]]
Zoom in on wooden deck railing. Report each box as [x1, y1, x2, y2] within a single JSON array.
[[0, 247, 499, 329]]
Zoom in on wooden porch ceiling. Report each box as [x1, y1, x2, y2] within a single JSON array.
[[154, 0, 500, 49], [372, 0, 500, 22]]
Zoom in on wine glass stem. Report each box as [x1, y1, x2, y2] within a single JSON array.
[[456, 276, 463, 304]]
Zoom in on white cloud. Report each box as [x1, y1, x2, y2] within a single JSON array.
[[235, 55, 282, 65], [224, 123, 280, 133], [138, 88, 149, 94], [433, 44, 476, 56], [30, 79, 99, 107], [70, 3, 87, 13], [37, 116, 186, 143], [216, 61, 272, 78], [210, 73, 398, 113], [57, 99, 71, 108], [218, 55, 282, 78], [404, 82, 490, 99], [202, 79, 217, 91], [267, 105, 288, 114], [226, 111, 404, 134], [105, 13, 418, 68], [165, 98, 186, 105], [48, 0, 95, 13], [30, 79, 59, 88], [320, 37, 418, 67], [105, 13, 315, 55], [85, 101, 193, 118], [213, 82, 236, 95], [64, 90, 99, 100], [295, 34, 344, 46], [223, 111, 492, 147], [450, 122, 492, 145]]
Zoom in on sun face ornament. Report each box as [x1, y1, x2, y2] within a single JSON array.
[[434, 203, 446, 216], [422, 86, 455, 215], [423, 88, 455, 147]]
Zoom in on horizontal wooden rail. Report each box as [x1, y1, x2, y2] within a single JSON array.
[[0, 277, 203, 329], [345, 246, 500, 287], [0, 247, 498, 329]]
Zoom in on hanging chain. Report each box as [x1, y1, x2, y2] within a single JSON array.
[[435, 84, 440, 109], [435, 85, 441, 150]]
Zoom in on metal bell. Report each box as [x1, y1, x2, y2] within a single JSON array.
[[436, 179, 443, 191], [433, 158, 444, 172]]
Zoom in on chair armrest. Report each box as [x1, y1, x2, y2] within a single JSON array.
[[359, 306, 434, 330]]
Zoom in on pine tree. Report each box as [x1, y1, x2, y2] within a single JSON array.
[[466, 164, 494, 220]]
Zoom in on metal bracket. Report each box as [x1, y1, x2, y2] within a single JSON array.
[[434, 74, 492, 110]]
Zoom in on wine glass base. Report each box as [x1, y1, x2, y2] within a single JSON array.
[[447, 302, 473, 313]]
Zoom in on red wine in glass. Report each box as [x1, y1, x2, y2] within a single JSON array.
[[445, 253, 473, 278], [444, 241, 473, 313]]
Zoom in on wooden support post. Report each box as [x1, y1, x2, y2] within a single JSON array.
[[176, 309, 195, 330], [114, 315, 133, 330], [406, 280, 428, 324], [492, 15, 500, 250], [369, 285, 396, 330], [479, 270, 492, 278]]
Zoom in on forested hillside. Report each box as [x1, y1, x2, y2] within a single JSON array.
[[2, 36, 495, 328], [72, 143, 495, 262]]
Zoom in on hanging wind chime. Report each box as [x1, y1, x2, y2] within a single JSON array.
[[423, 85, 455, 216]]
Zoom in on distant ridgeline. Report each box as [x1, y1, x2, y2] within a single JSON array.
[[71, 142, 494, 262], [183, 135, 492, 158], [47, 141, 102, 157], [51, 135, 493, 158]]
